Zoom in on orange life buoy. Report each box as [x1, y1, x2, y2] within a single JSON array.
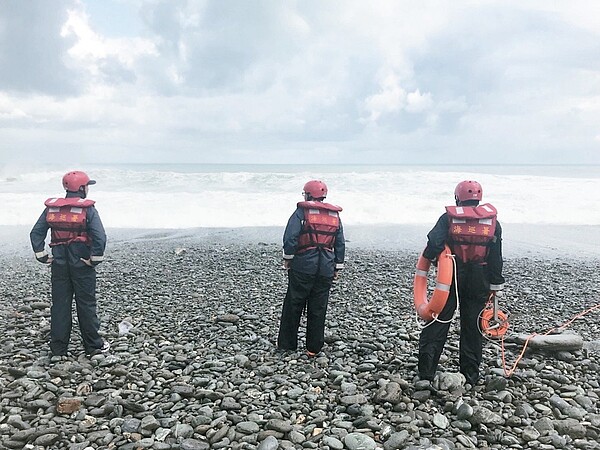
[[413, 245, 453, 321], [479, 307, 509, 338]]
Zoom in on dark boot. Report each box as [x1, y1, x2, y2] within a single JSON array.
[[462, 370, 480, 386]]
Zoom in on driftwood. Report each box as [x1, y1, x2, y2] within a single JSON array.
[[507, 331, 583, 352]]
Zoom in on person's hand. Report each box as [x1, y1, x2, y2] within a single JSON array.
[[282, 259, 291, 270], [80, 258, 94, 267], [490, 290, 504, 299], [333, 270, 341, 280], [36, 255, 53, 264]]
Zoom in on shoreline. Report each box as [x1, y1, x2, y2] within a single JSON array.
[[3, 223, 599, 260]]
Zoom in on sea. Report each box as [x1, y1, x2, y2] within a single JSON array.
[[1, 163, 599, 229]]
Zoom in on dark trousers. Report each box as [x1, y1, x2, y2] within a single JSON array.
[[50, 263, 103, 355], [418, 264, 489, 383], [277, 269, 333, 353]]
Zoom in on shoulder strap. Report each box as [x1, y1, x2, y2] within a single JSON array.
[[45, 198, 95, 207], [297, 200, 342, 212]]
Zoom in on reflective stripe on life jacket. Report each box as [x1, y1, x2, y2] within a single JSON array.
[[44, 197, 95, 246], [296, 201, 342, 253], [445, 203, 497, 263]]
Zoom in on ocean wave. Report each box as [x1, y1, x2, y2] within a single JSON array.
[[1, 165, 599, 227]]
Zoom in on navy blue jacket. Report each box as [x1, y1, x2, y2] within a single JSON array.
[[283, 206, 345, 278], [423, 212, 505, 290], [30, 192, 107, 267]]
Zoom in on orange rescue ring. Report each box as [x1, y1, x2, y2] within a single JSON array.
[[413, 246, 453, 321], [480, 308, 509, 338]]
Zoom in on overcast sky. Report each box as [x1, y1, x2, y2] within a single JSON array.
[[1, 1, 599, 165]]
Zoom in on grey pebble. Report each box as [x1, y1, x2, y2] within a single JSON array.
[[257, 435, 279, 450], [1, 242, 599, 450], [344, 432, 376, 450]]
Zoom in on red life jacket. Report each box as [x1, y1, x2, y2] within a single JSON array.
[[296, 201, 342, 253], [445, 203, 497, 263], [44, 197, 95, 247]]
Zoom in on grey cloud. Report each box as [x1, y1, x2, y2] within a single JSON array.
[[133, 1, 382, 141], [139, 1, 309, 92], [1, 1, 599, 165], [0, 1, 80, 95], [404, 4, 600, 145], [414, 5, 600, 99], [98, 59, 137, 85]]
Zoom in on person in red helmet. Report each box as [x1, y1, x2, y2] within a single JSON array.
[[277, 180, 345, 357], [30, 171, 109, 358], [418, 180, 505, 385]]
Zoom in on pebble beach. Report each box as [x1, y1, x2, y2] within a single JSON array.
[[1, 226, 600, 450]]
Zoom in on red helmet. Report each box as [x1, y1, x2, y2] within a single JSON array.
[[62, 171, 96, 192], [454, 180, 483, 202], [303, 180, 328, 199]]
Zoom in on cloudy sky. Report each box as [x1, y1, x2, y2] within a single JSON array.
[[1, 0, 599, 165]]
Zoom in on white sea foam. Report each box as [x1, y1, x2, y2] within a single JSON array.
[[1, 164, 599, 228]]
